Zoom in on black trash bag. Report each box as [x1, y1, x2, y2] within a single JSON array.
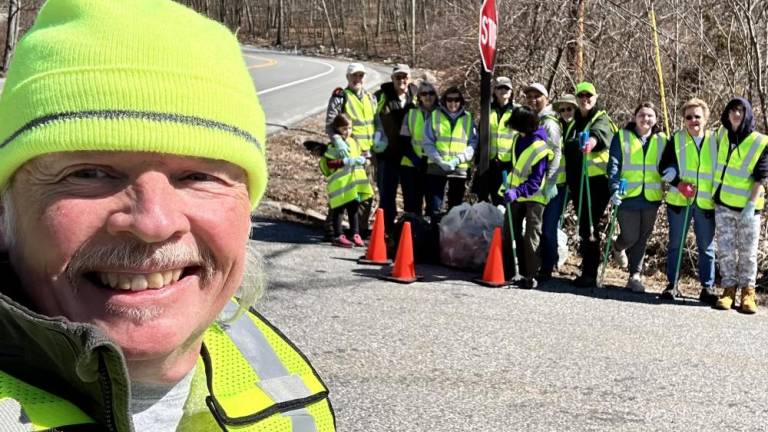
[[391, 212, 441, 264]]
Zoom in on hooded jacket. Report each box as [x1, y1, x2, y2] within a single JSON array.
[[513, 126, 550, 199], [374, 81, 418, 162]]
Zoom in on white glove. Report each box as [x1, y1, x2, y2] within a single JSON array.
[[661, 167, 677, 183], [741, 201, 757, 224], [437, 160, 453, 172], [610, 191, 622, 207], [544, 184, 558, 200]]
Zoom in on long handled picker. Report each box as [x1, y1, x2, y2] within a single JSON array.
[[502, 170, 519, 280], [597, 179, 627, 288], [671, 193, 694, 296], [576, 130, 596, 241]]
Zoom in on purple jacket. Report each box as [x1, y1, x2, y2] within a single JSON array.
[[513, 126, 549, 199]]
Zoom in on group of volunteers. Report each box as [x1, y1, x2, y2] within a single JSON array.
[[322, 62, 767, 314]]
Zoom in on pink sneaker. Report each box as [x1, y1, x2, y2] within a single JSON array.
[[333, 234, 353, 248], [352, 234, 365, 247]]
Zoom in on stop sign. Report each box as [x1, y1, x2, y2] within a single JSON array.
[[478, 0, 498, 73]]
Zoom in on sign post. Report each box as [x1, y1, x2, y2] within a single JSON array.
[[474, 0, 497, 189]]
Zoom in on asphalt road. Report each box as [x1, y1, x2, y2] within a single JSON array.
[[252, 219, 768, 431]]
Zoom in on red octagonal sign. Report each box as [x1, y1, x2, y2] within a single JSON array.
[[479, 0, 498, 73]]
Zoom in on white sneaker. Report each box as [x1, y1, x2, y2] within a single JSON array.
[[626, 274, 644, 293], [613, 246, 628, 269]]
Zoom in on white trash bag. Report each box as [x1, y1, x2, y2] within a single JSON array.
[[439, 202, 503, 270], [557, 228, 569, 268]]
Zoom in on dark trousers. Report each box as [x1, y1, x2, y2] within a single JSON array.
[[615, 206, 659, 275], [567, 175, 610, 278], [425, 174, 466, 217], [375, 156, 401, 234], [473, 160, 512, 206], [540, 184, 567, 273], [331, 200, 360, 237], [502, 201, 545, 279], [400, 165, 426, 216]]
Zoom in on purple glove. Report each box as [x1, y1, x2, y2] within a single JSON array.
[[504, 188, 518, 204]]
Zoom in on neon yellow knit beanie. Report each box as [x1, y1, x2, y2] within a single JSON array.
[[0, 0, 267, 208]]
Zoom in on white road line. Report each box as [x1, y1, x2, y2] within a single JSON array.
[[252, 56, 336, 96]]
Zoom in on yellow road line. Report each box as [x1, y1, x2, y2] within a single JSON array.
[[244, 54, 278, 69]]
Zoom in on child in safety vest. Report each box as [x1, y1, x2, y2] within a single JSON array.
[[499, 106, 553, 289], [321, 114, 374, 247]]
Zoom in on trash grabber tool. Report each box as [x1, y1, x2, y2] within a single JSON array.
[[575, 152, 587, 238], [672, 196, 693, 294], [502, 170, 519, 279], [597, 179, 627, 288], [578, 131, 595, 241]]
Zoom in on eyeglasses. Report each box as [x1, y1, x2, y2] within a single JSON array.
[[445, 97, 461, 103], [685, 115, 702, 120], [419, 91, 436, 96], [559, 107, 574, 113], [576, 93, 593, 99]]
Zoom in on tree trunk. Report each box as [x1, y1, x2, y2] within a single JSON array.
[[2, 0, 21, 74], [276, 0, 283, 45], [319, 0, 337, 53]]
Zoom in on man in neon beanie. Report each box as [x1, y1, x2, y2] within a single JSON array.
[[0, 0, 335, 430]]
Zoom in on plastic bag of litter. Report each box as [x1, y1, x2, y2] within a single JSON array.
[[557, 228, 569, 268], [439, 202, 503, 270]]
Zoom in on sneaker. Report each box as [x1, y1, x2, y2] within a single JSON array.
[[523, 277, 538, 290], [626, 274, 645, 293], [332, 234, 354, 248], [612, 246, 628, 269], [352, 234, 365, 247], [573, 275, 596, 288], [698, 286, 718, 306], [660, 283, 679, 300]]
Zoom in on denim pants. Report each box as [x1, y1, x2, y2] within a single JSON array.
[[425, 174, 466, 217], [666, 205, 715, 287], [375, 157, 401, 233], [540, 184, 567, 273]]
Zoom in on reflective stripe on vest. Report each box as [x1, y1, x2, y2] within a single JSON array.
[[343, 89, 376, 152], [500, 140, 554, 205], [542, 114, 566, 184], [564, 110, 611, 177], [489, 109, 516, 162], [324, 137, 374, 208], [401, 108, 427, 168], [619, 130, 666, 202], [666, 130, 717, 209], [713, 130, 767, 210], [430, 110, 473, 170]]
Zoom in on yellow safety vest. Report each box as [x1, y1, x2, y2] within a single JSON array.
[[429, 110, 473, 170], [542, 113, 566, 185], [665, 129, 717, 209], [401, 107, 427, 168], [565, 110, 613, 177], [489, 108, 516, 162], [713, 129, 768, 210], [618, 129, 667, 202], [323, 137, 374, 209], [343, 89, 376, 152], [0, 303, 335, 431], [499, 139, 554, 205]]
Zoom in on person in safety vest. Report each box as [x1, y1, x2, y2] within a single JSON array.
[[0, 1, 335, 430], [321, 114, 375, 248], [553, 94, 577, 126], [422, 87, 478, 217], [399, 81, 439, 216], [324, 62, 378, 241], [562, 82, 616, 287], [525, 83, 563, 282], [711, 98, 768, 314], [499, 107, 554, 289], [373, 64, 418, 234], [657, 98, 717, 303], [606, 102, 667, 293], [473, 76, 520, 205]]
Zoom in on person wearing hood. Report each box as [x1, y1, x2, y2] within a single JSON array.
[[499, 106, 553, 289], [373, 64, 418, 234], [398, 81, 438, 216], [524, 82, 564, 282], [711, 97, 768, 314], [606, 102, 667, 292], [422, 87, 478, 217], [473, 76, 520, 205], [657, 98, 718, 302], [562, 82, 616, 287]]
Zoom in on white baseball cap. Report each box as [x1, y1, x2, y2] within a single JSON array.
[[524, 82, 549, 98], [347, 62, 366, 75]]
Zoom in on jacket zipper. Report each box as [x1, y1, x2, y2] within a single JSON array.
[[98, 355, 119, 432]]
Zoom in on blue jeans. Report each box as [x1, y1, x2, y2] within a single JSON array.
[[375, 157, 401, 233], [540, 184, 566, 273], [425, 174, 466, 217], [666, 205, 715, 287]]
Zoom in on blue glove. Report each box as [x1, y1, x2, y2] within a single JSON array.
[[661, 167, 676, 183], [504, 188, 518, 204], [354, 156, 366, 166], [544, 184, 558, 200], [741, 201, 757, 224], [448, 158, 461, 170], [373, 139, 388, 153], [342, 157, 354, 166], [333, 136, 350, 158], [610, 191, 622, 207], [437, 160, 453, 172]]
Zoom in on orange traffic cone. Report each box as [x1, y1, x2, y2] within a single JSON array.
[[380, 221, 419, 283], [358, 208, 391, 265], [474, 227, 510, 287]]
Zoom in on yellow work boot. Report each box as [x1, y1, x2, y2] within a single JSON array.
[[739, 286, 758, 314], [714, 287, 737, 310]]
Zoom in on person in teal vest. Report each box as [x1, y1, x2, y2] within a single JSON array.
[[711, 97, 768, 314], [0, 1, 335, 430], [499, 106, 553, 289], [399, 81, 439, 216], [657, 98, 717, 302], [322, 114, 374, 247], [606, 102, 667, 293]]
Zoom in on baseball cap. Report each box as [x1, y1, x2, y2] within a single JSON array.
[[524, 83, 548, 98], [574, 81, 597, 96], [392, 64, 411, 76], [494, 76, 512, 89], [347, 62, 366, 75], [553, 94, 578, 110]]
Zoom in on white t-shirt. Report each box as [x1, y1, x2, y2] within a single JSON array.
[[130, 366, 195, 431]]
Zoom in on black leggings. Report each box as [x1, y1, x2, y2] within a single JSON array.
[[332, 200, 360, 237]]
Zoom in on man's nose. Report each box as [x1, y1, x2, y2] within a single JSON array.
[[106, 172, 190, 243]]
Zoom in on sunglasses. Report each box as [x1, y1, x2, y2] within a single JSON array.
[[685, 115, 702, 120], [559, 107, 574, 113], [576, 93, 593, 99], [419, 91, 436, 96], [445, 97, 462, 103], [393, 74, 409, 81]]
